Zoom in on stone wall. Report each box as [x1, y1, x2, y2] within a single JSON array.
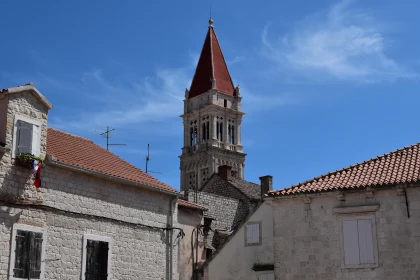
[[0, 164, 179, 280], [272, 187, 420, 280]]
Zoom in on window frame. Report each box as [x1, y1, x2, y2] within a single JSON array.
[[12, 114, 42, 158], [244, 221, 262, 247], [9, 224, 47, 280], [339, 214, 379, 269], [81, 234, 112, 280]]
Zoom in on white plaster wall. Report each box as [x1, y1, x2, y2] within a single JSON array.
[[207, 202, 274, 280], [272, 188, 420, 280], [177, 207, 205, 280]]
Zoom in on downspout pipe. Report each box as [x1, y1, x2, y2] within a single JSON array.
[[168, 196, 179, 280]]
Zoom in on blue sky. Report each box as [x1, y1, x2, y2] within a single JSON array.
[[1, 0, 420, 190]]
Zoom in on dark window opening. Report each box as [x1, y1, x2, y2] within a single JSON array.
[[219, 123, 223, 141], [228, 124, 231, 143], [206, 121, 210, 140], [202, 123, 206, 141], [190, 127, 194, 146], [13, 230, 43, 279], [232, 125, 235, 144], [224, 99, 227, 108], [216, 122, 219, 140], [193, 126, 198, 145], [85, 240, 109, 280], [206, 248, 213, 260]]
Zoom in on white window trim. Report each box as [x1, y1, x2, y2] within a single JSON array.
[[81, 234, 112, 280], [9, 223, 47, 280], [244, 221, 262, 247], [12, 114, 42, 158], [339, 214, 379, 269]]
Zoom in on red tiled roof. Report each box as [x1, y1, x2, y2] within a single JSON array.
[[177, 199, 208, 211], [268, 143, 420, 197], [46, 128, 177, 193], [188, 24, 235, 99]]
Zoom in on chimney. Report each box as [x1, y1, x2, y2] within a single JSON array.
[[218, 165, 232, 181], [259, 175, 273, 200]]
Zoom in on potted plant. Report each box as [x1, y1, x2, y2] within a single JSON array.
[[15, 153, 43, 169]]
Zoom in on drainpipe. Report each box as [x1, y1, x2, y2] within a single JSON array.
[[168, 196, 178, 280]]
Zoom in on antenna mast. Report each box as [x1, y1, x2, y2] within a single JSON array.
[[145, 144, 162, 175], [146, 144, 150, 173], [95, 126, 126, 151]]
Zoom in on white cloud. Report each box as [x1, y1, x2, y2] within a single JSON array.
[[49, 67, 191, 131], [261, 0, 418, 82]]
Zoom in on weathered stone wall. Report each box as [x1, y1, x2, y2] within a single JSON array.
[[272, 187, 420, 280], [0, 90, 49, 200], [0, 164, 179, 280]]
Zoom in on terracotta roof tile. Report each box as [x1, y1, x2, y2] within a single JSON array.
[[188, 25, 235, 99], [177, 199, 208, 211], [268, 143, 420, 197], [46, 128, 177, 193]]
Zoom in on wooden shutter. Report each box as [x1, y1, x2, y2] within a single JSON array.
[[246, 223, 260, 244], [14, 230, 29, 278], [358, 219, 374, 264], [258, 273, 274, 280], [17, 120, 33, 154], [31, 124, 40, 156], [86, 240, 109, 280], [343, 220, 360, 265], [29, 232, 43, 279]]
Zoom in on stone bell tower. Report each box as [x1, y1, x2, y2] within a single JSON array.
[[179, 18, 246, 192]]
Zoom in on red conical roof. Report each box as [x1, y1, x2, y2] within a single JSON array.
[[188, 23, 235, 99]]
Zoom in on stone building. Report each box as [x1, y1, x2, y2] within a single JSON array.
[[203, 143, 420, 280], [265, 143, 420, 279], [0, 84, 182, 280]]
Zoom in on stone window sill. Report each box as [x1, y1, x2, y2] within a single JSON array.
[[333, 205, 379, 215]]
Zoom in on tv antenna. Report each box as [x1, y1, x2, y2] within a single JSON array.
[[94, 126, 126, 151], [145, 144, 162, 175]]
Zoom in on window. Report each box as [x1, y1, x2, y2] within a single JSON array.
[[13, 115, 41, 157], [224, 99, 227, 108], [9, 224, 47, 280], [82, 234, 111, 280], [257, 274, 274, 280], [341, 215, 378, 268], [245, 222, 261, 246]]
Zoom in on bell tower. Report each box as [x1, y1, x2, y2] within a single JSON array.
[[179, 19, 246, 192]]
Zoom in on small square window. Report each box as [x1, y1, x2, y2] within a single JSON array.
[[12, 115, 41, 157], [9, 224, 47, 280], [245, 222, 261, 246]]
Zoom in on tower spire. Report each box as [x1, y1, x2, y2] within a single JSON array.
[[188, 18, 235, 99]]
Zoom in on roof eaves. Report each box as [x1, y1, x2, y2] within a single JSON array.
[[46, 156, 179, 196], [268, 142, 420, 197]]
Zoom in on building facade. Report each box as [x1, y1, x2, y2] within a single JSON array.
[[179, 19, 246, 192], [266, 143, 420, 280], [0, 84, 181, 280]]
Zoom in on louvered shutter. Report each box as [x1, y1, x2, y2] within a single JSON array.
[[258, 273, 274, 280], [29, 232, 43, 279], [343, 220, 360, 265], [14, 230, 29, 278], [31, 124, 40, 156], [358, 219, 374, 264], [17, 120, 33, 154], [86, 240, 109, 280], [246, 224, 260, 244]]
